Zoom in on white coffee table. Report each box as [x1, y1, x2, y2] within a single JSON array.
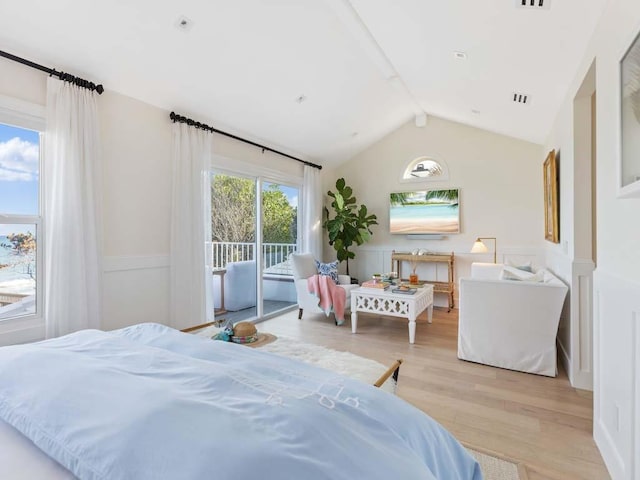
[[350, 284, 434, 344]]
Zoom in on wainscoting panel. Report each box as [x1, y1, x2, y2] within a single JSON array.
[[352, 245, 542, 310], [593, 268, 640, 480], [350, 248, 386, 284], [571, 259, 595, 390], [634, 311, 639, 480], [103, 255, 170, 331], [0, 318, 45, 347], [103, 255, 169, 272]]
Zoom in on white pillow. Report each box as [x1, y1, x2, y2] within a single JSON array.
[[291, 253, 318, 279], [500, 265, 544, 282], [505, 258, 533, 273]]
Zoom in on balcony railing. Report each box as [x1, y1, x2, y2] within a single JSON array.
[[209, 242, 297, 275]]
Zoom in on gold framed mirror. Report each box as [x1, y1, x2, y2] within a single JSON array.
[[543, 149, 559, 243]]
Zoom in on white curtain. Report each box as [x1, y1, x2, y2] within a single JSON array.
[[302, 165, 322, 260], [44, 77, 103, 338], [170, 123, 212, 331]]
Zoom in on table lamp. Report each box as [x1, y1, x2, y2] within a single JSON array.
[[470, 237, 497, 263]]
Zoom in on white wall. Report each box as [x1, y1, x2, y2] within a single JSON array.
[[0, 58, 45, 105], [545, 1, 640, 477], [327, 116, 545, 308], [0, 56, 308, 338], [100, 90, 173, 330]]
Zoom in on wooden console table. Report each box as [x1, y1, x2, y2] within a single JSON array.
[[391, 251, 455, 311]]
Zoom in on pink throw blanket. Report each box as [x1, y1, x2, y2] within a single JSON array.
[[307, 274, 346, 325]]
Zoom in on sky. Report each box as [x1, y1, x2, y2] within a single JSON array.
[[0, 123, 40, 222], [280, 185, 298, 208], [264, 181, 298, 207]]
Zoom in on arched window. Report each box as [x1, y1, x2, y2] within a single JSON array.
[[401, 157, 448, 182]]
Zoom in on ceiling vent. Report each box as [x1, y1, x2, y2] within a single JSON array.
[[516, 0, 550, 9], [512, 92, 531, 105]]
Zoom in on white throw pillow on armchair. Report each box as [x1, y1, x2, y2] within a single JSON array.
[[500, 265, 544, 282], [291, 253, 318, 280]]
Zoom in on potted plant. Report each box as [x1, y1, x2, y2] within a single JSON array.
[[323, 178, 378, 277]]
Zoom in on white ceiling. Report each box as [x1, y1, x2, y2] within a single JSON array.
[[0, 0, 608, 166]]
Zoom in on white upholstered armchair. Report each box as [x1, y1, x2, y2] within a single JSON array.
[[458, 263, 568, 377], [290, 253, 359, 323]]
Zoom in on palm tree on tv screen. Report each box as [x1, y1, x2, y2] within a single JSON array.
[[389, 192, 410, 206], [424, 189, 458, 205], [391, 189, 458, 206]]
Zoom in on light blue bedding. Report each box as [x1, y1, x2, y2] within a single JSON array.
[[0, 323, 482, 480]]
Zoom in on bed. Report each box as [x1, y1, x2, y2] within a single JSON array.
[[0, 323, 482, 480]]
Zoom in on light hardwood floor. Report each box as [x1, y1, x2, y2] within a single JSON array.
[[259, 307, 610, 480]]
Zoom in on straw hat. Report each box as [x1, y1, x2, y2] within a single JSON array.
[[231, 322, 277, 348]]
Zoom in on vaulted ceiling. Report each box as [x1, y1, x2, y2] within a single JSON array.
[[0, 0, 608, 166]]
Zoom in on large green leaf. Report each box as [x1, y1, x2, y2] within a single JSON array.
[[324, 177, 378, 269], [344, 223, 358, 238]]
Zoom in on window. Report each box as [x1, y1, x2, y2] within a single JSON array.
[[0, 115, 43, 322], [401, 156, 449, 182]]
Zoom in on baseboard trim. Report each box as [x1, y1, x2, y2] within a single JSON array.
[[571, 368, 594, 391], [594, 418, 623, 480]]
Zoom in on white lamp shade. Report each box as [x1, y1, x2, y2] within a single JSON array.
[[470, 240, 489, 254]]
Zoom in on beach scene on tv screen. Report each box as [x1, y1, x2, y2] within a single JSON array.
[[389, 189, 459, 234]]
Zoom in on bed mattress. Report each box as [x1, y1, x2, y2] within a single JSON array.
[[0, 417, 75, 479]]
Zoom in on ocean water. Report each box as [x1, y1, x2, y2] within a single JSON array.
[[0, 235, 36, 290], [390, 203, 459, 220]]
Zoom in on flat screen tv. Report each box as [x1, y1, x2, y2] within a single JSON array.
[[389, 188, 460, 235]]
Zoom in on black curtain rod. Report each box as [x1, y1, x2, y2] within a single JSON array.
[[169, 111, 322, 170], [0, 50, 104, 94]]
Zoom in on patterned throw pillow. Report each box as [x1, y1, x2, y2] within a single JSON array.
[[315, 260, 339, 284]]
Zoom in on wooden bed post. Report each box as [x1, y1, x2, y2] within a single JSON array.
[[374, 359, 403, 388]]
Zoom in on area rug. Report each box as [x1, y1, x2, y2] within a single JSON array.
[[259, 336, 397, 394], [193, 325, 396, 393], [465, 445, 529, 480]]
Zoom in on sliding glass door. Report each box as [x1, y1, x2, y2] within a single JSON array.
[[261, 181, 298, 318], [210, 172, 258, 322], [210, 172, 299, 323]]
